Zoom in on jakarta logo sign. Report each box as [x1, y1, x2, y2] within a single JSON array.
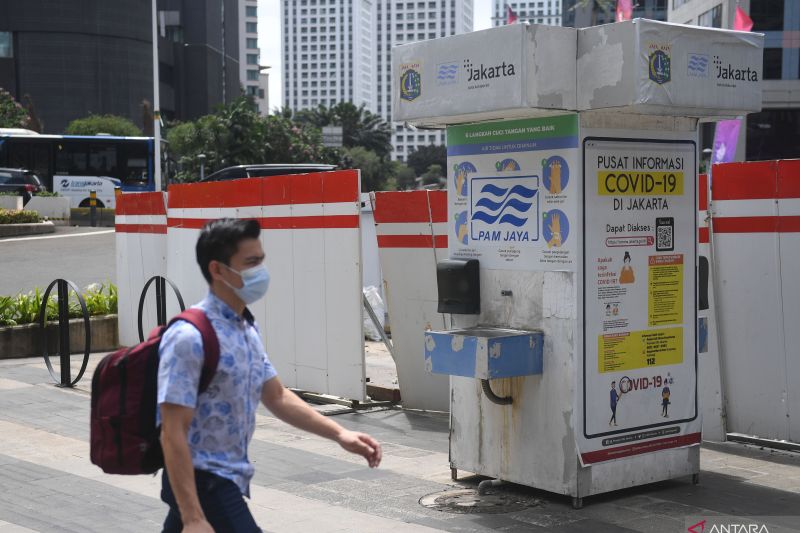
[[470, 176, 539, 243], [648, 43, 671, 84], [400, 62, 422, 101]]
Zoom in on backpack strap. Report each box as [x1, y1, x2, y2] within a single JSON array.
[[168, 309, 220, 393]]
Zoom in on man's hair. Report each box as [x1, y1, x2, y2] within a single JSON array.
[[196, 218, 261, 283]]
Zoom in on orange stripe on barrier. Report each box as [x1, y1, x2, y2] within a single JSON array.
[[373, 191, 436, 224], [778, 159, 800, 199], [260, 215, 360, 229], [167, 171, 360, 209], [712, 161, 778, 200], [116, 192, 166, 216], [115, 224, 168, 234], [428, 190, 447, 222], [167, 215, 359, 230], [699, 173, 708, 211], [377, 234, 448, 248], [712, 216, 779, 233], [580, 432, 701, 464], [699, 227, 709, 244]]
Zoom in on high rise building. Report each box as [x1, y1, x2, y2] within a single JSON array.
[[492, 0, 562, 27], [239, 0, 269, 115], [562, 0, 666, 28], [280, 0, 473, 163], [669, 0, 800, 161], [281, 0, 376, 113], [0, 0, 245, 132], [377, 0, 473, 161]]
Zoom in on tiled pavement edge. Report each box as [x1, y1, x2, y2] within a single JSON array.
[[1, 355, 800, 532]]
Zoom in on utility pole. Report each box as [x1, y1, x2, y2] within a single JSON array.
[[151, 0, 162, 191]]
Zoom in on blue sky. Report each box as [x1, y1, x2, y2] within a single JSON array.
[[258, 0, 493, 111]]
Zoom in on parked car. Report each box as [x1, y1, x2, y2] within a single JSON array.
[[0, 168, 46, 205], [201, 164, 337, 182]]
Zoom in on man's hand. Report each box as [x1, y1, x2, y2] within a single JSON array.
[[182, 519, 215, 533], [336, 429, 382, 468], [262, 377, 383, 469]]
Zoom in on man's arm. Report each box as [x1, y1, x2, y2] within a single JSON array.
[[260, 377, 382, 468], [160, 403, 214, 533]]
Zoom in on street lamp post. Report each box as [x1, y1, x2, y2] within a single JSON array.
[[151, 0, 162, 191], [198, 154, 206, 181]]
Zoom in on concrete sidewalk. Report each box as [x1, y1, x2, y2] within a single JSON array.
[[1, 355, 799, 532]]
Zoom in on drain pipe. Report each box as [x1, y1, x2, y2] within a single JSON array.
[[481, 379, 513, 405], [478, 478, 506, 495]]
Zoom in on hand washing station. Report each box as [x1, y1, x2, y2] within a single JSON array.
[[393, 20, 763, 507]]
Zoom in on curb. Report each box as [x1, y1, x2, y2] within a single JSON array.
[[0, 221, 56, 238], [367, 384, 401, 403]]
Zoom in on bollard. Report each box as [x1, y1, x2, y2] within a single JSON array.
[[138, 275, 186, 342], [39, 279, 91, 387], [89, 189, 97, 227]]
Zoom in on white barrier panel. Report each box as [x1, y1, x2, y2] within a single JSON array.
[[711, 160, 800, 443], [165, 172, 365, 401], [697, 173, 725, 441], [115, 192, 168, 347], [372, 190, 449, 411]]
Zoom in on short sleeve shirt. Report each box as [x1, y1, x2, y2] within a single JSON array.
[[157, 292, 277, 496]]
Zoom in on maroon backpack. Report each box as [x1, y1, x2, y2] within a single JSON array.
[[90, 309, 220, 475]]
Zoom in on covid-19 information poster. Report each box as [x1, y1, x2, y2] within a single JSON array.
[[446, 115, 579, 271], [578, 135, 700, 465]]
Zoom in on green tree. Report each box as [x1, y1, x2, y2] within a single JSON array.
[[393, 161, 417, 190], [0, 88, 30, 129], [421, 164, 444, 187], [295, 102, 393, 158], [407, 144, 446, 177], [344, 147, 391, 192], [166, 96, 343, 182], [65, 114, 142, 136]]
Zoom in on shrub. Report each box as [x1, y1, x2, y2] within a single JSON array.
[[34, 191, 60, 197], [65, 114, 142, 137], [0, 209, 40, 224], [0, 282, 118, 327]]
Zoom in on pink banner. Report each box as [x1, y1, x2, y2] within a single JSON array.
[[712, 119, 741, 165]]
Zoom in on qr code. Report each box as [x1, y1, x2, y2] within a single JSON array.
[[656, 224, 673, 251]]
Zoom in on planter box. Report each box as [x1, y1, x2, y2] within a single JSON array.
[[0, 196, 23, 211], [26, 196, 71, 226], [0, 314, 119, 359]]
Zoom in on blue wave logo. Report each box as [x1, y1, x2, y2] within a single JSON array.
[[436, 63, 458, 85], [688, 53, 709, 78], [472, 184, 537, 227]]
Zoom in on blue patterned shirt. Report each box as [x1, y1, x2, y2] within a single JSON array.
[[157, 292, 278, 496]]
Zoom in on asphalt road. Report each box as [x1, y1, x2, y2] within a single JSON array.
[[0, 226, 115, 296]]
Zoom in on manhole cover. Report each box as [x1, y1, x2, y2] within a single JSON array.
[[419, 489, 538, 514]]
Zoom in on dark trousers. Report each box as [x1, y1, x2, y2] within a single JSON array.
[[161, 469, 261, 533]]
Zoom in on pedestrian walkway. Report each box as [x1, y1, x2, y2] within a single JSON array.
[[1, 355, 799, 532]]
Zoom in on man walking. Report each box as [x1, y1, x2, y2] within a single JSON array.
[[158, 219, 382, 532]]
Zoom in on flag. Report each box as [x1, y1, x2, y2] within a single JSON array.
[[710, 6, 752, 167], [506, 5, 518, 25], [711, 120, 741, 165], [616, 0, 633, 22], [734, 6, 753, 32]]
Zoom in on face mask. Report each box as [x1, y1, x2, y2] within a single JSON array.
[[221, 263, 270, 304]]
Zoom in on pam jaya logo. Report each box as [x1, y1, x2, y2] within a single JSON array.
[[471, 179, 538, 242]]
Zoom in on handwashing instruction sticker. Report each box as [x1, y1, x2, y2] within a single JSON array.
[[446, 115, 579, 271], [578, 135, 699, 465]]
